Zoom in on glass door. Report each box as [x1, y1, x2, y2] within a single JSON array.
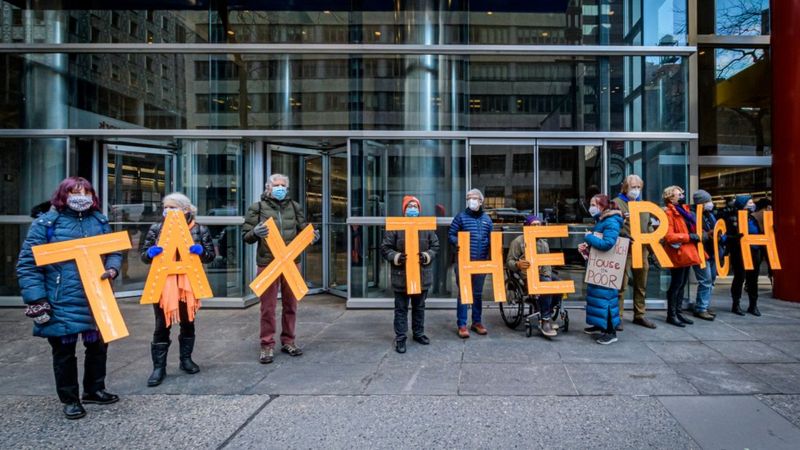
[[103, 144, 175, 296], [328, 148, 348, 297]]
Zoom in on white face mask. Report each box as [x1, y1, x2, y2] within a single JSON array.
[[467, 198, 481, 211], [627, 188, 641, 200], [704, 201, 714, 211], [589, 206, 601, 217]]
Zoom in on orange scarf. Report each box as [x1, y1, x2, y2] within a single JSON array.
[[159, 221, 201, 327]]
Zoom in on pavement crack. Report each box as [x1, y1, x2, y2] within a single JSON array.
[[217, 395, 278, 449]]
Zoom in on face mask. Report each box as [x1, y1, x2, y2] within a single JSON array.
[[67, 194, 93, 212], [627, 188, 641, 200], [272, 186, 287, 201], [162, 207, 180, 217], [678, 194, 686, 205], [405, 207, 419, 217], [745, 204, 756, 212], [704, 202, 714, 212], [588, 206, 601, 217], [467, 198, 481, 211]]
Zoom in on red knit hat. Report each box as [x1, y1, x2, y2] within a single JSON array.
[[402, 195, 421, 214]]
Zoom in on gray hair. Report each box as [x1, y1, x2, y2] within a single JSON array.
[[466, 188, 484, 202], [621, 174, 644, 193], [265, 173, 290, 190], [163, 192, 197, 214]]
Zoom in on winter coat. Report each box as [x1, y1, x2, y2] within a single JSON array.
[[663, 203, 702, 268], [725, 207, 762, 261], [448, 208, 493, 260], [242, 192, 308, 266], [506, 234, 552, 279], [612, 194, 653, 238], [583, 209, 624, 329], [16, 208, 123, 338], [697, 208, 724, 261], [140, 220, 216, 264], [380, 229, 440, 292]]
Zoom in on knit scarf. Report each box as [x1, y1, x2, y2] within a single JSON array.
[[674, 204, 696, 233], [159, 221, 201, 327]]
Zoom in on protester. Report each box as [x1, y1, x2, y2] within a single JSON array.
[[448, 189, 493, 338], [16, 177, 122, 419], [243, 174, 320, 363], [380, 196, 440, 353], [506, 214, 558, 338], [141, 193, 216, 386], [726, 195, 763, 316], [662, 186, 701, 327], [580, 194, 625, 345], [691, 190, 717, 321], [612, 175, 657, 330]]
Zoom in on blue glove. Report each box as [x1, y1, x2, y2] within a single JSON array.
[[189, 244, 203, 255], [147, 246, 163, 259]]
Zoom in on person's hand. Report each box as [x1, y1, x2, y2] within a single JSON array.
[[253, 222, 269, 238], [689, 233, 700, 243], [100, 268, 117, 280], [419, 252, 431, 265], [147, 246, 163, 259], [585, 231, 592, 237], [516, 259, 531, 270], [394, 253, 407, 266], [25, 300, 51, 325], [189, 244, 203, 255], [312, 229, 321, 244]]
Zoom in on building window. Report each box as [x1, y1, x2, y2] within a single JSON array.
[[111, 12, 120, 28], [129, 21, 138, 37], [698, 0, 770, 35]]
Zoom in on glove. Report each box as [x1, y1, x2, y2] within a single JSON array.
[[419, 252, 431, 265], [100, 268, 117, 280], [393, 253, 407, 266], [516, 259, 531, 270], [253, 222, 268, 238], [25, 300, 52, 325], [688, 233, 700, 243], [312, 229, 321, 244], [147, 246, 163, 259], [189, 244, 203, 255]]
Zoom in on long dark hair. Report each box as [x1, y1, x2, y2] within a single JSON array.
[[50, 177, 100, 212]]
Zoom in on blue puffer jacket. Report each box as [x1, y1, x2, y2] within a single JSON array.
[[448, 208, 493, 260], [584, 210, 625, 329], [16, 208, 123, 338]]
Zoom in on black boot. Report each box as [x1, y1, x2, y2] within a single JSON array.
[[747, 299, 761, 316], [147, 342, 169, 387], [179, 336, 200, 374], [676, 308, 694, 325], [732, 299, 745, 316], [666, 296, 685, 327]]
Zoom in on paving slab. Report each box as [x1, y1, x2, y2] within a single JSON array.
[[364, 362, 460, 395], [459, 363, 577, 396], [703, 340, 798, 363], [756, 394, 800, 429], [671, 363, 778, 395], [739, 363, 800, 394], [645, 341, 728, 363], [565, 363, 699, 396], [246, 362, 379, 395]]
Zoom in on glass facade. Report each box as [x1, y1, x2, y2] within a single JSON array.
[[0, 1, 768, 305]]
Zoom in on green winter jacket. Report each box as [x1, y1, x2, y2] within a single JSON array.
[[242, 192, 308, 266], [506, 233, 552, 279]]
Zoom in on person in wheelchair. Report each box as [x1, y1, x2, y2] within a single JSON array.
[[506, 214, 558, 338]]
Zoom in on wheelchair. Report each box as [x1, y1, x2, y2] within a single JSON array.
[[499, 269, 570, 337]]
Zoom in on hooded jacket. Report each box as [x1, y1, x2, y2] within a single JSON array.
[[583, 209, 624, 330], [242, 191, 308, 266]]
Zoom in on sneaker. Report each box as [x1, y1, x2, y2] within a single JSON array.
[[457, 326, 470, 339], [259, 346, 273, 364], [707, 308, 717, 317], [412, 335, 430, 345], [281, 343, 304, 356], [583, 326, 603, 335], [539, 319, 557, 338], [596, 333, 618, 345], [470, 323, 488, 335], [693, 311, 715, 321], [552, 323, 560, 331], [395, 339, 406, 354]]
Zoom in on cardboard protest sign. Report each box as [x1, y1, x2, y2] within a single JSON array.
[[457, 231, 506, 304], [32, 231, 132, 342], [628, 201, 673, 269], [522, 225, 575, 295], [385, 217, 437, 295], [585, 234, 630, 290], [249, 217, 315, 300], [695, 205, 707, 269], [140, 210, 213, 304], [739, 210, 782, 271]]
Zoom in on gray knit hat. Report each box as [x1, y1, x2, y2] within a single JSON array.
[[692, 189, 712, 204]]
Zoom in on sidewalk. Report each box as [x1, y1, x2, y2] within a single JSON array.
[[1, 286, 799, 449]]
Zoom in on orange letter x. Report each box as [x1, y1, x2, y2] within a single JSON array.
[[249, 218, 315, 300], [32, 231, 132, 342]]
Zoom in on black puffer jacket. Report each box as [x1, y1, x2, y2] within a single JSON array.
[[140, 220, 216, 264], [380, 229, 440, 292]]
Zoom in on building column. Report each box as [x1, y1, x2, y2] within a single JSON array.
[[771, 0, 800, 302]]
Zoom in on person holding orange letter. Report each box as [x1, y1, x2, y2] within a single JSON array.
[[662, 186, 702, 328], [725, 195, 763, 316]]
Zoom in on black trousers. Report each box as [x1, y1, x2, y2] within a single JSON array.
[[394, 290, 427, 340], [152, 303, 195, 343], [47, 337, 108, 404], [730, 246, 761, 304], [667, 267, 691, 316]]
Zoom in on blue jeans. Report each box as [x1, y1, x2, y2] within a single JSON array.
[[693, 263, 714, 313], [456, 273, 486, 327]]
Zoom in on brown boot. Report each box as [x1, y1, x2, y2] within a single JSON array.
[[693, 311, 715, 321], [633, 317, 658, 329], [457, 326, 470, 339], [470, 323, 488, 335]]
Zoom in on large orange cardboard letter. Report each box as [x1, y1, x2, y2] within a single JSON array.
[[249, 217, 315, 300], [457, 231, 506, 304], [32, 231, 132, 342], [523, 225, 575, 295], [629, 201, 673, 269], [713, 218, 730, 277], [695, 205, 707, 270], [141, 210, 213, 304], [385, 217, 437, 295], [738, 210, 782, 270]]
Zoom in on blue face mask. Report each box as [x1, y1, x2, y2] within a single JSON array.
[[405, 207, 420, 217], [272, 186, 287, 201]]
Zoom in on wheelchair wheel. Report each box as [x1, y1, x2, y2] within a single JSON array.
[[500, 278, 525, 329]]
